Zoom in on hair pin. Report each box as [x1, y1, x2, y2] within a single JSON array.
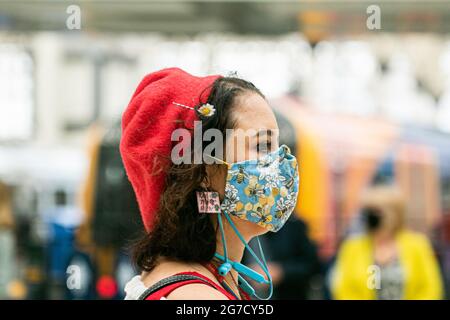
[[172, 102, 216, 118], [172, 102, 195, 110]]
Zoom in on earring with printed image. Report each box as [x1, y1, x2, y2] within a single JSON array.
[[196, 191, 221, 213]]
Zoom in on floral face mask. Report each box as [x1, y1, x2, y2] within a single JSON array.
[[220, 145, 299, 232]]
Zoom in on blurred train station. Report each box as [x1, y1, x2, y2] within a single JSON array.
[[1, 0, 450, 299]]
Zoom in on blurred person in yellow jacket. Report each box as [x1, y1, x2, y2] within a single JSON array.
[[331, 185, 443, 300]]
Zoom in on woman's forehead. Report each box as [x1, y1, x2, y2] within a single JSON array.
[[232, 93, 278, 132]]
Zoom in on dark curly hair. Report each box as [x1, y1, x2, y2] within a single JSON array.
[[133, 75, 264, 272]]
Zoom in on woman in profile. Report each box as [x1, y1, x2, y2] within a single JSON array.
[[121, 68, 299, 300], [331, 185, 443, 300]]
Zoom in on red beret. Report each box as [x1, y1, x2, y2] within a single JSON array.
[[120, 67, 221, 231]]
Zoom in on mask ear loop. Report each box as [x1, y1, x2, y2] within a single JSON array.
[[216, 211, 232, 276], [204, 154, 234, 275], [222, 210, 273, 300]]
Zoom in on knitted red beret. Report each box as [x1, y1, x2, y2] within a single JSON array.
[[120, 67, 221, 231]]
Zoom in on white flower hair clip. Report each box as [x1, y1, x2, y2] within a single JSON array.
[[172, 102, 216, 118], [197, 103, 216, 117]]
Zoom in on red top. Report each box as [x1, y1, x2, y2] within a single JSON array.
[[144, 271, 250, 300]]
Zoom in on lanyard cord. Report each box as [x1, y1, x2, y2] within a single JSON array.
[[215, 212, 240, 299], [213, 208, 273, 300], [221, 210, 273, 300], [217, 211, 228, 263]]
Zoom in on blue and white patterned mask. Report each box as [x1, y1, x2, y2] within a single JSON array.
[[220, 145, 299, 232]]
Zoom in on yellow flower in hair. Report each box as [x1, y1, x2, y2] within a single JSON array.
[[198, 103, 216, 117]]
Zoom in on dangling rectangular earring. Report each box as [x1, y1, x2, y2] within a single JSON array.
[[196, 191, 221, 213]]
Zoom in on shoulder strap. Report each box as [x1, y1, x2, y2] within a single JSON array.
[[137, 274, 212, 300]]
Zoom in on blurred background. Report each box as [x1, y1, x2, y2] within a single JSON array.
[[1, 0, 450, 300]]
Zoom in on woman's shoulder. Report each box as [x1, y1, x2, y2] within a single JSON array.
[[140, 260, 229, 300], [397, 229, 432, 248], [339, 233, 371, 250], [141, 260, 210, 285], [342, 230, 431, 248], [165, 283, 229, 300]]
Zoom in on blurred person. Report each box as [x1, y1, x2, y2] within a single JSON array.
[[0, 181, 16, 298], [44, 189, 82, 299], [120, 68, 299, 300], [331, 185, 443, 300]]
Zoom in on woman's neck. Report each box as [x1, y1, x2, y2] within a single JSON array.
[[216, 227, 248, 262], [214, 218, 252, 283]]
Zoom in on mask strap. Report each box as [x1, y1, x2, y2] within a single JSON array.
[[221, 210, 273, 300], [217, 211, 228, 263], [256, 236, 269, 271]]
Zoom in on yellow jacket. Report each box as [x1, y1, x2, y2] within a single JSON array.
[[331, 230, 443, 300]]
